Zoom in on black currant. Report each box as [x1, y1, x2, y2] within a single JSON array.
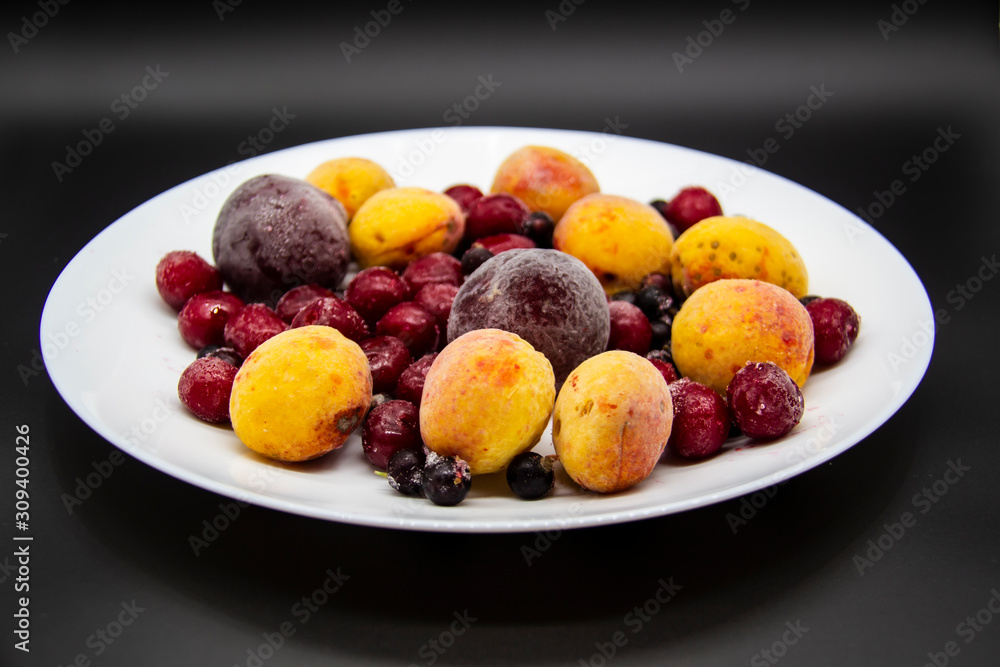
[[387, 449, 426, 496], [506, 452, 555, 500], [422, 452, 472, 506]]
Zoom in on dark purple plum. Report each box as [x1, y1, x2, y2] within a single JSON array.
[[447, 248, 610, 384], [212, 174, 350, 304]]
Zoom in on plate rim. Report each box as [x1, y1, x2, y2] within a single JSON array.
[[40, 124, 935, 533]]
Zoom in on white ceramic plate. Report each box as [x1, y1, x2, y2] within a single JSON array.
[[41, 126, 934, 533]]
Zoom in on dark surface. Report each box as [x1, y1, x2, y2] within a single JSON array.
[[2, 4, 999, 666]]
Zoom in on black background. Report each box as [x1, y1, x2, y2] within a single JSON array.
[[2, 2, 999, 666]]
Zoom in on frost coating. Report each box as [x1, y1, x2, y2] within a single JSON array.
[[447, 249, 610, 383], [213, 174, 350, 304]]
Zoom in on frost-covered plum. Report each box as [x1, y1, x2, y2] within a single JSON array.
[[213, 174, 350, 304], [447, 248, 610, 384]]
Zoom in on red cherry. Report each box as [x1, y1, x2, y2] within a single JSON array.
[[464, 193, 530, 242], [806, 297, 860, 364], [444, 184, 484, 214], [345, 266, 411, 325], [177, 290, 245, 349], [361, 399, 423, 471], [155, 250, 222, 311], [648, 358, 679, 385], [177, 356, 238, 423], [663, 187, 723, 234], [275, 284, 335, 323], [223, 303, 288, 359], [376, 302, 440, 358], [471, 233, 536, 256], [606, 301, 652, 355], [290, 296, 370, 343], [667, 378, 730, 459], [414, 283, 459, 331], [401, 253, 463, 295], [726, 361, 804, 440], [395, 353, 438, 407], [359, 336, 412, 395]]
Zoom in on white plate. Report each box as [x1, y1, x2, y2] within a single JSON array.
[[40, 126, 934, 533]]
